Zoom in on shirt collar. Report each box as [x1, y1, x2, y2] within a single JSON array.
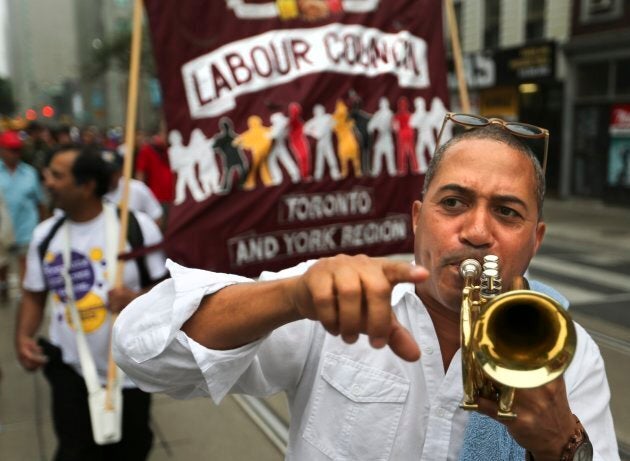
[[392, 281, 416, 305]]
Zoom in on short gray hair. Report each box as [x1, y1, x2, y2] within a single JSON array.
[[422, 125, 546, 219]]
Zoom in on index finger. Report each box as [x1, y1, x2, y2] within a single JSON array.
[[380, 259, 429, 285]]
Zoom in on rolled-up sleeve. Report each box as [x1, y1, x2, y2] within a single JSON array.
[[113, 259, 317, 403], [565, 323, 620, 461], [113, 259, 254, 398]]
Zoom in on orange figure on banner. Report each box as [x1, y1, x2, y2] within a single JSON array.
[[288, 103, 312, 181], [393, 96, 419, 175], [304, 104, 341, 181], [234, 116, 274, 190], [332, 100, 362, 178]]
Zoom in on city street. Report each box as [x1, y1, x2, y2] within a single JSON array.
[[0, 198, 628, 460]]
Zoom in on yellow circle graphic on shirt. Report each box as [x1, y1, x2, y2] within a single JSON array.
[[65, 292, 108, 333], [90, 248, 104, 262]]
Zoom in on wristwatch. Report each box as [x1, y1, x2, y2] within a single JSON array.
[[525, 415, 593, 461], [560, 416, 593, 461]]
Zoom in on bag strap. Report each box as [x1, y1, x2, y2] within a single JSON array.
[[60, 221, 102, 394], [117, 208, 152, 288], [38, 216, 67, 288], [59, 207, 124, 395]]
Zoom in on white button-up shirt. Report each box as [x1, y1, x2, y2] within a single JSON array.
[[113, 260, 619, 461]]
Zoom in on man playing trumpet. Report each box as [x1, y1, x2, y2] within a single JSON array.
[[114, 114, 619, 460]]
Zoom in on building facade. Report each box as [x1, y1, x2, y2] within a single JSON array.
[[561, 0, 630, 205], [447, 0, 630, 203], [6, 0, 160, 130], [446, 0, 571, 195]]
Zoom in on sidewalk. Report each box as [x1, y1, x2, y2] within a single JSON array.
[[542, 197, 630, 251], [0, 197, 628, 460]]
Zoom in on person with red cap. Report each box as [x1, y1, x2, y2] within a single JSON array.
[[0, 131, 47, 301]]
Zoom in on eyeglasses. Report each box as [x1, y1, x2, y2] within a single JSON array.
[[435, 112, 549, 172]]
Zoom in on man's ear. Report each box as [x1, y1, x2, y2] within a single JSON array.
[[412, 200, 423, 234], [80, 178, 98, 198], [533, 221, 546, 254]]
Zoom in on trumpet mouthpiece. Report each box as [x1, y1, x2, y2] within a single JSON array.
[[460, 259, 481, 278]]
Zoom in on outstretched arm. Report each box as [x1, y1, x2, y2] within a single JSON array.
[[183, 254, 428, 361]]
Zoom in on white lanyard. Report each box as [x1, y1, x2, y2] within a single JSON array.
[[60, 202, 123, 392]]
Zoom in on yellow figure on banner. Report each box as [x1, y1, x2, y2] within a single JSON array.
[[332, 100, 362, 178], [234, 115, 274, 190]]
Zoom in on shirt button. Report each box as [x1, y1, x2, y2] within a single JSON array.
[[436, 408, 445, 417], [425, 346, 434, 355], [351, 385, 362, 395]]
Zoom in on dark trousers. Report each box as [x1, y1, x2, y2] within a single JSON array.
[[40, 339, 153, 461]]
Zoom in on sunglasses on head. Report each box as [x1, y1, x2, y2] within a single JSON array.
[[435, 112, 549, 172]]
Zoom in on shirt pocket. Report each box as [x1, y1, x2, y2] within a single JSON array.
[[303, 352, 409, 461]]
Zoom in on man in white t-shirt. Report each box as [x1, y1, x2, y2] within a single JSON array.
[[15, 146, 168, 461], [101, 149, 164, 228]]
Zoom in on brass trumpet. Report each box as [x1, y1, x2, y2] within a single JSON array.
[[459, 255, 576, 419]]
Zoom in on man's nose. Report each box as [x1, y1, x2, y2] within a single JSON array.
[[459, 208, 493, 248]]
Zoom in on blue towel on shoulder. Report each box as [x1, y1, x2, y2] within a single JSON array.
[[459, 413, 525, 461], [458, 280, 569, 460]]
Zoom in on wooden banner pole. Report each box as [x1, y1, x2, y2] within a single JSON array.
[[444, 0, 470, 113], [105, 0, 144, 409]]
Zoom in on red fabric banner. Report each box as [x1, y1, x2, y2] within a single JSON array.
[[144, 0, 449, 276]]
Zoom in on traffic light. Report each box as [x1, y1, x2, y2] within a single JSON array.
[[42, 105, 55, 118]]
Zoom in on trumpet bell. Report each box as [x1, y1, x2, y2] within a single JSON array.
[[473, 290, 577, 389]]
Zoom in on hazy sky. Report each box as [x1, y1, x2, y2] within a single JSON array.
[[0, 0, 8, 77]]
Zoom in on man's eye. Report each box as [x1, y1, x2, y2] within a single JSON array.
[[441, 197, 465, 208], [497, 206, 520, 218]]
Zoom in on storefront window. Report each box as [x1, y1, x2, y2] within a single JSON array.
[[615, 58, 630, 95], [526, 0, 545, 42], [484, 0, 500, 49], [576, 62, 609, 97]]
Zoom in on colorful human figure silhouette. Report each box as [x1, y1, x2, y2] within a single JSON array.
[[333, 100, 362, 178], [268, 112, 301, 185], [368, 97, 396, 177], [168, 129, 206, 205], [190, 128, 223, 197], [304, 104, 341, 180], [428, 96, 451, 145], [410, 97, 431, 173], [349, 93, 372, 175], [393, 96, 418, 175], [213, 117, 248, 193], [288, 102, 311, 180], [234, 115, 274, 190]]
